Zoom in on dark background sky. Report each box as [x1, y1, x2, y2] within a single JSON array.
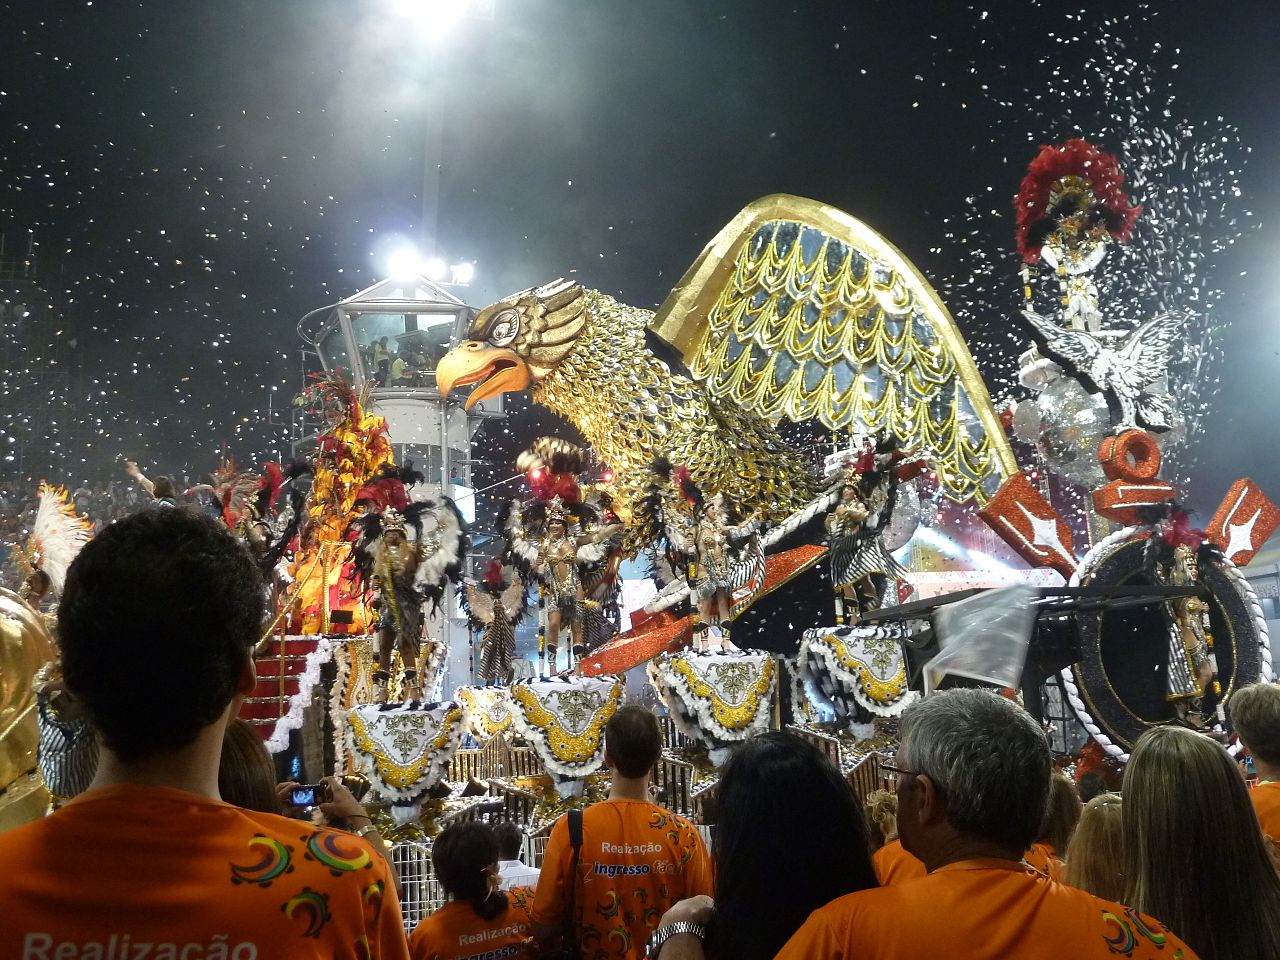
[[1, 0, 1276, 517]]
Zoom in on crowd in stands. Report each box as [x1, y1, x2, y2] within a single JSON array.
[[7, 507, 1280, 960]]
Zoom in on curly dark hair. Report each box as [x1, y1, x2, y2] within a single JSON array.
[[60, 509, 264, 762]]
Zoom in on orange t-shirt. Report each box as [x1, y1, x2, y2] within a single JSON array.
[[0, 783, 409, 960], [1025, 841, 1066, 881], [531, 799, 712, 960], [776, 858, 1199, 960], [872, 838, 926, 886], [1251, 781, 1280, 841], [409, 888, 536, 960]]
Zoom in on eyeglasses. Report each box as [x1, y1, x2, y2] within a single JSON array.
[[880, 761, 920, 784]]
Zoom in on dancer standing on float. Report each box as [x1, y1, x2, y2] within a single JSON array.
[[825, 433, 910, 624]]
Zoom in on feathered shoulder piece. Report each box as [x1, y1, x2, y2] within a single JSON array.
[[411, 497, 469, 615], [209, 458, 261, 529], [1014, 138, 1141, 264], [20, 483, 93, 596]]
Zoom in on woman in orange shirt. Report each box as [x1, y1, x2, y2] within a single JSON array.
[[410, 822, 537, 960]]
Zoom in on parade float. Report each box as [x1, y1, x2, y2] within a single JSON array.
[[4, 147, 1276, 931]]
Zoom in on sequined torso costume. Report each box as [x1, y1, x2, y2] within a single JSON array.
[[538, 535, 580, 616]]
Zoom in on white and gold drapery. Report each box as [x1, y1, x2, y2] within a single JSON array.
[[649, 652, 776, 757], [508, 677, 622, 779], [800, 625, 915, 719], [456, 686, 514, 742], [344, 701, 465, 805]]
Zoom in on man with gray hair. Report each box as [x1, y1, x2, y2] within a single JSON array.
[[769, 689, 1197, 959], [1230, 681, 1280, 842]]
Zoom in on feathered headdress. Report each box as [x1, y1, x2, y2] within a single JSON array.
[[672, 464, 704, 511], [354, 461, 423, 513], [18, 483, 93, 596], [1014, 138, 1142, 264], [518, 437, 584, 504]]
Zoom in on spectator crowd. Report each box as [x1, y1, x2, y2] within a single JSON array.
[[5, 508, 1280, 960]]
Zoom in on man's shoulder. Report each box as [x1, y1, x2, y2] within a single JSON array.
[[806, 875, 1197, 957]]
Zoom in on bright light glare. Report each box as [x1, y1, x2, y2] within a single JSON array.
[[385, 243, 423, 280], [451, 261, 475, 284], [425, 258, 448, 281], [391, 0, 474, 31]]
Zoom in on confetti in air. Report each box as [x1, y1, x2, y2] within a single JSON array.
[[927, 3, 1253, 493]]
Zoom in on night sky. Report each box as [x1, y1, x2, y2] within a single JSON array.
[[1, 0, 1277, 518]]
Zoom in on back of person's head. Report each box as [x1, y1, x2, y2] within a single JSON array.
[[1038, 771, 1082, 857], [60, 510, 263, 763], [432, 822, 507, 921], [219, 718, 280, 814], [151, 476, 176, 499], [1064, 793, 1124, 901], [1230, 682, 1280, 766], [1076, 771, 1108, 803], [899, 688, 1051, 853], [604, 704, 662, 779], [493, 821, 525, 862], [1123, 725, 1280, 960], [709, 732, 878, 960], [864, 788, 899, 847]]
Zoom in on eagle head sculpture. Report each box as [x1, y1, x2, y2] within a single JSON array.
[[436, 278, 586, 409]]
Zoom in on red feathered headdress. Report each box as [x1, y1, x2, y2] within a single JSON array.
[[482, 558, 506, 590], [1159, 509, 1207, 551], [354, 476, 410, 512], [528, 467, 580, 505], [1014, 138, 1142, 264]]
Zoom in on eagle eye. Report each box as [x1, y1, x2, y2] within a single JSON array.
[[488, 309, 520, 347]]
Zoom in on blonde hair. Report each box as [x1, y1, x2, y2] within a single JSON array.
[[1123, 725, 1280, 960], [1064, 793, 1124, 902], [864, 788, 899, 845]]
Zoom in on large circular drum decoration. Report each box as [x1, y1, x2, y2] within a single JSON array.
[[1061, 526, 1273, 761]]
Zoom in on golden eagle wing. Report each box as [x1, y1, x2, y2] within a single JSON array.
[[649, 195, 1017, 503]]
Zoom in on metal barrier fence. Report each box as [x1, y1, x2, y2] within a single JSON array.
[[391, 842, 445, 934]]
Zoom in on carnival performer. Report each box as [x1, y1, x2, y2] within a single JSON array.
[[503, 495, 620, 678], [679, 492, 761, 654], [464, 559, 527, 686], [350, 497, 466, 704], [14, 484, 98, 803], [1162, 543, 1218, 724], [825, 434, 911, 624], [504, 439, 622, 677], [287, 371, 397, 635]]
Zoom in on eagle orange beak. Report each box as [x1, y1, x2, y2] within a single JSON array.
[[435, 341, 531, 410]]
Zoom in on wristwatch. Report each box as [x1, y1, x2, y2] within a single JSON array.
[[646, 921, 707, 959]]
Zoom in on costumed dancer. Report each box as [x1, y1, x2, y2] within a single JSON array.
[[503, 494, 620, 678], [14, 484, 98, 803], [1152, 513, 1220, 726], [350, 494, 466, 704], [579, 486, 625, 646], [506, 438, 622, 676], [464, 559, 527, 685], [662, 466, 762, 654], [288, 371, 397, 635], [825, 434, 913, 624]]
